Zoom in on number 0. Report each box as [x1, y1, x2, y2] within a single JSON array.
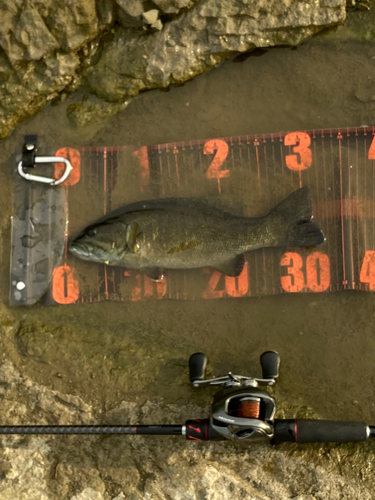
[[52, 265, 79, 304]]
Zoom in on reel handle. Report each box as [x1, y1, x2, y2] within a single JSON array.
[[189, 353, 207, 385], [260, 351, 280, 379]]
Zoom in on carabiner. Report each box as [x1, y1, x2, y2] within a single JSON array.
[[17, 156, 73, 186]]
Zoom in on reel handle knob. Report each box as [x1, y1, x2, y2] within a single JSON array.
[[189, 353, 207, 385], [260, 351, 280, 379]]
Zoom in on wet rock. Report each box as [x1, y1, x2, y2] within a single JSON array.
[[142, 9, 160, 25], [0, 0, 114, 64], [320, 0, 375, 41], [116, 0, 144, 18], [153, 0, 198, 14], [84, 0, 347, 108], [0, 0, 347, 138], [1, 21, 375, 497], [0, 0, 115, 138], [151, 19, 164, 30], [42, 3, 103, 52], [70, 488, 106, 500], [13, 9, 59, 61], [0, 360, 93, 425], [66, 94, 130, 128], [355, 86, 375, 103], [0, 358, 373, 499]]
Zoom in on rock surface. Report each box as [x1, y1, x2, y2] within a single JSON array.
[[83, 0, 346, 102], [0, 0, 115, 139], [0, 0, 347, 138], [0, 356, 373, 500], [1, 1, 375, 498]]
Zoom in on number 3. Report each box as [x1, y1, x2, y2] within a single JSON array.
[[284, 132, 312, 171]]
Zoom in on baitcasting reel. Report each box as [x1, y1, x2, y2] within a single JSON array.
[[189, 351, 280, 441], [0, 350, 373, 445]]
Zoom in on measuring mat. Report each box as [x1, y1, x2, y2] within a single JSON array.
[[10, 127, 375, 306]]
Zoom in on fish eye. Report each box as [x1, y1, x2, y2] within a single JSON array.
[[87, 229, 96, 237]]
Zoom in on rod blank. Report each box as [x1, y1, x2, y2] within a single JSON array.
[[0, 425, 183, 436]]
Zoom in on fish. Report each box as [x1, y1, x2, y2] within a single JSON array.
[[68, 187, 325, 280]]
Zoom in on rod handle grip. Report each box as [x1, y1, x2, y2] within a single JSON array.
[[273, 419, 368, 444]]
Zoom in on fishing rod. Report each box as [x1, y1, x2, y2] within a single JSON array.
[[1, 351, 374, 444]]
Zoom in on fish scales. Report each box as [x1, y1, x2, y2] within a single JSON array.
[[69, 188, 325, 278]]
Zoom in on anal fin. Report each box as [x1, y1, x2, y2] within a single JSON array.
[[214, 254, 245, 277]]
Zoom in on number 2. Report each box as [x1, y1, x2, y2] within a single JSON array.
[[204, 139, 229, 179]]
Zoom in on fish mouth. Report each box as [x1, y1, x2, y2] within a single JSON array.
[[68, 241, 95, 260], [68, 239, 114, 264]]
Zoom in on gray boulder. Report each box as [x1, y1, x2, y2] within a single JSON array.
[[0, 0, 346, 138]]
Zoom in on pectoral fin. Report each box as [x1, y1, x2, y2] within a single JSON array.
[[126, 222, 140, 253], [214, 255, 245, 277], [145, 268, 165, 282]]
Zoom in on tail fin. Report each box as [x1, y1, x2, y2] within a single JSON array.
[[269, 187, 325, 247]]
